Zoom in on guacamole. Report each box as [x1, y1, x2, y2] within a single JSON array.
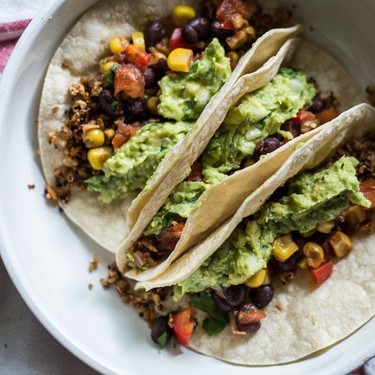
[[174, 157, 370, 299], [158, 38, 231, 121], [87, 39, 231, 203], [86, 121, 192, 203], [145, 68, 316, 235]]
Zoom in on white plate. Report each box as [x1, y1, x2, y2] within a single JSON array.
[[1, 1, 375, 374]]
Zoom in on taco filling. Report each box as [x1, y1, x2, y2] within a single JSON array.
[[105, 136, 375, 347], [45, 0, 291, 204], [126, 67, 339, 270]]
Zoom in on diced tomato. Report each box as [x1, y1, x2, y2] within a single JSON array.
[[169, 28, 194, 51], [216, 0, 257, 29], [170, 307, 196, 346], [237, 307, 266, 325], [156, 221, 185, 253], [187, 161, 203, 181], [315, 106, 338, 125], [125, 44, 151, 71], [310, 261, 333, 285], [293, 110, 317, 125], [112, 122, 140, 149], [114, 64, 145, 98], [360, 179, 375, 208]]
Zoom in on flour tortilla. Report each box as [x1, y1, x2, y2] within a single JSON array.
[[119, 38, 365, 280], [38, 0, 300, 252], [139, 103, 375, 365]]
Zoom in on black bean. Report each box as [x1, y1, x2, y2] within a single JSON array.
[[222, 285, 247, 307], [210, 20, 234, 40], [309, 96, 325, 113], [281, 119, 301, 138], [249, 284, 274, 309], [271, 250, 302, 273], [150, 57, 168, 74], [182, 17, 210, 43], [123, 98, 148, 122], [151, 316, 171, 345], [212, 292, 233, 312], [143, 67, 157, 88], [99, 89, 123, 117], [234, 303, 262, 333], [259, 136, 283, 155], [145, 20, 165, 48]]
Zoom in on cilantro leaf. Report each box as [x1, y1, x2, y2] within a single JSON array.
[[157, 332, 168, 349], [190, 293, 229, 336]]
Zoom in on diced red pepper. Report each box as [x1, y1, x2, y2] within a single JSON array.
[[156, 221, 185, 253], [125, 44, 151, 71], [170, 307, 196, 346], [310, 261, 333, 285], [112, 122, 140, 149], [114, 64, 145, 98], [315, 106, 338, 125], [187, 161, 203, 181], [216, 0, 257, 29], [293, 110, 317, 125], [360, 179, 375, 208], [169, 28, 194, 51]]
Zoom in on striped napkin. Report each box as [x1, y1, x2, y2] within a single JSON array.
[[0, 0, 45, 73]]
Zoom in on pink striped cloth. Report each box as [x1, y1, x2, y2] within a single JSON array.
[[0, 19, 31, 73]]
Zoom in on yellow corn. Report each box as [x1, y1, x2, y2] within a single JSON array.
[[329, 231, 352, 258], [297, 257, 308, 269], [316, 221, 335, 234], [87, 147, 112, 170], [226, 30, 247, 50], [344, 205, 366, 230], [303, 242, 324, 268], [83, 129, 105, 149], [244, 158, 255, 168], [100, 60, 116, 74], [167, 48, 193, 72], [109, 37, 128, 54], [131, 31, 146, 50], [147, 96, 160, 115], [245, 269, 267, 288], [104, 128, 116, 145], [243, 25, 256, 39], [272, 234, 299, 262], [172, 5, 196, 27], [301, 229, 316, 238]]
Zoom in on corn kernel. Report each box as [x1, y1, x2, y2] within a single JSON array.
[[131, 31, 146, 50], [227, 51, 239, 70], [244, 158, 255, 168], [104, 128, 116, 145], [83, 129, 105, 149], [301, 229, 316, 238], [343, 205, 366, 231], [303, 242, 324, 268], [87, 147, 112, 170], [172, 5, 196, 27], [329, 231, 352, 258], [147, 96, 160, 115], [100, 60, 116, 74], [109, 37, 128, 54], [246, 269, 267, 288], [272, 234, 299, 262], [298, 257, 308, 269], [167, 48, 193, 72], [316, 221, 335, 234], [243, 25, 256, 39], [226, 30, 247, 50]]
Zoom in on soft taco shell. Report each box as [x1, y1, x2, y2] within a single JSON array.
[[38, 0, 300, 252], [120, 38, 365, 280], [140, 103, 375, 365]]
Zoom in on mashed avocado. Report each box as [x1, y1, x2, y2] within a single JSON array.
[[174, 157, 370, 299], [145, 68, 316, 235], [158, 38, 231, 121], [86, 121, 192, 203]]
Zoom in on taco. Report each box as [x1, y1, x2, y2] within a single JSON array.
[[38, 0, 298, 252], [135, 103, 375, 364], [118, 38, 365, 281]]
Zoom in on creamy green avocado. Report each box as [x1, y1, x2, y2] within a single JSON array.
[[158, 38, 231, 121], [87, 39, 230, 203], [174, 157, 370, 299], [86, 121, 192, 203], [145, 68, 316, 236]]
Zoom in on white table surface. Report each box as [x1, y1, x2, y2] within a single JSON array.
[[0, 256, 99, 375]]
